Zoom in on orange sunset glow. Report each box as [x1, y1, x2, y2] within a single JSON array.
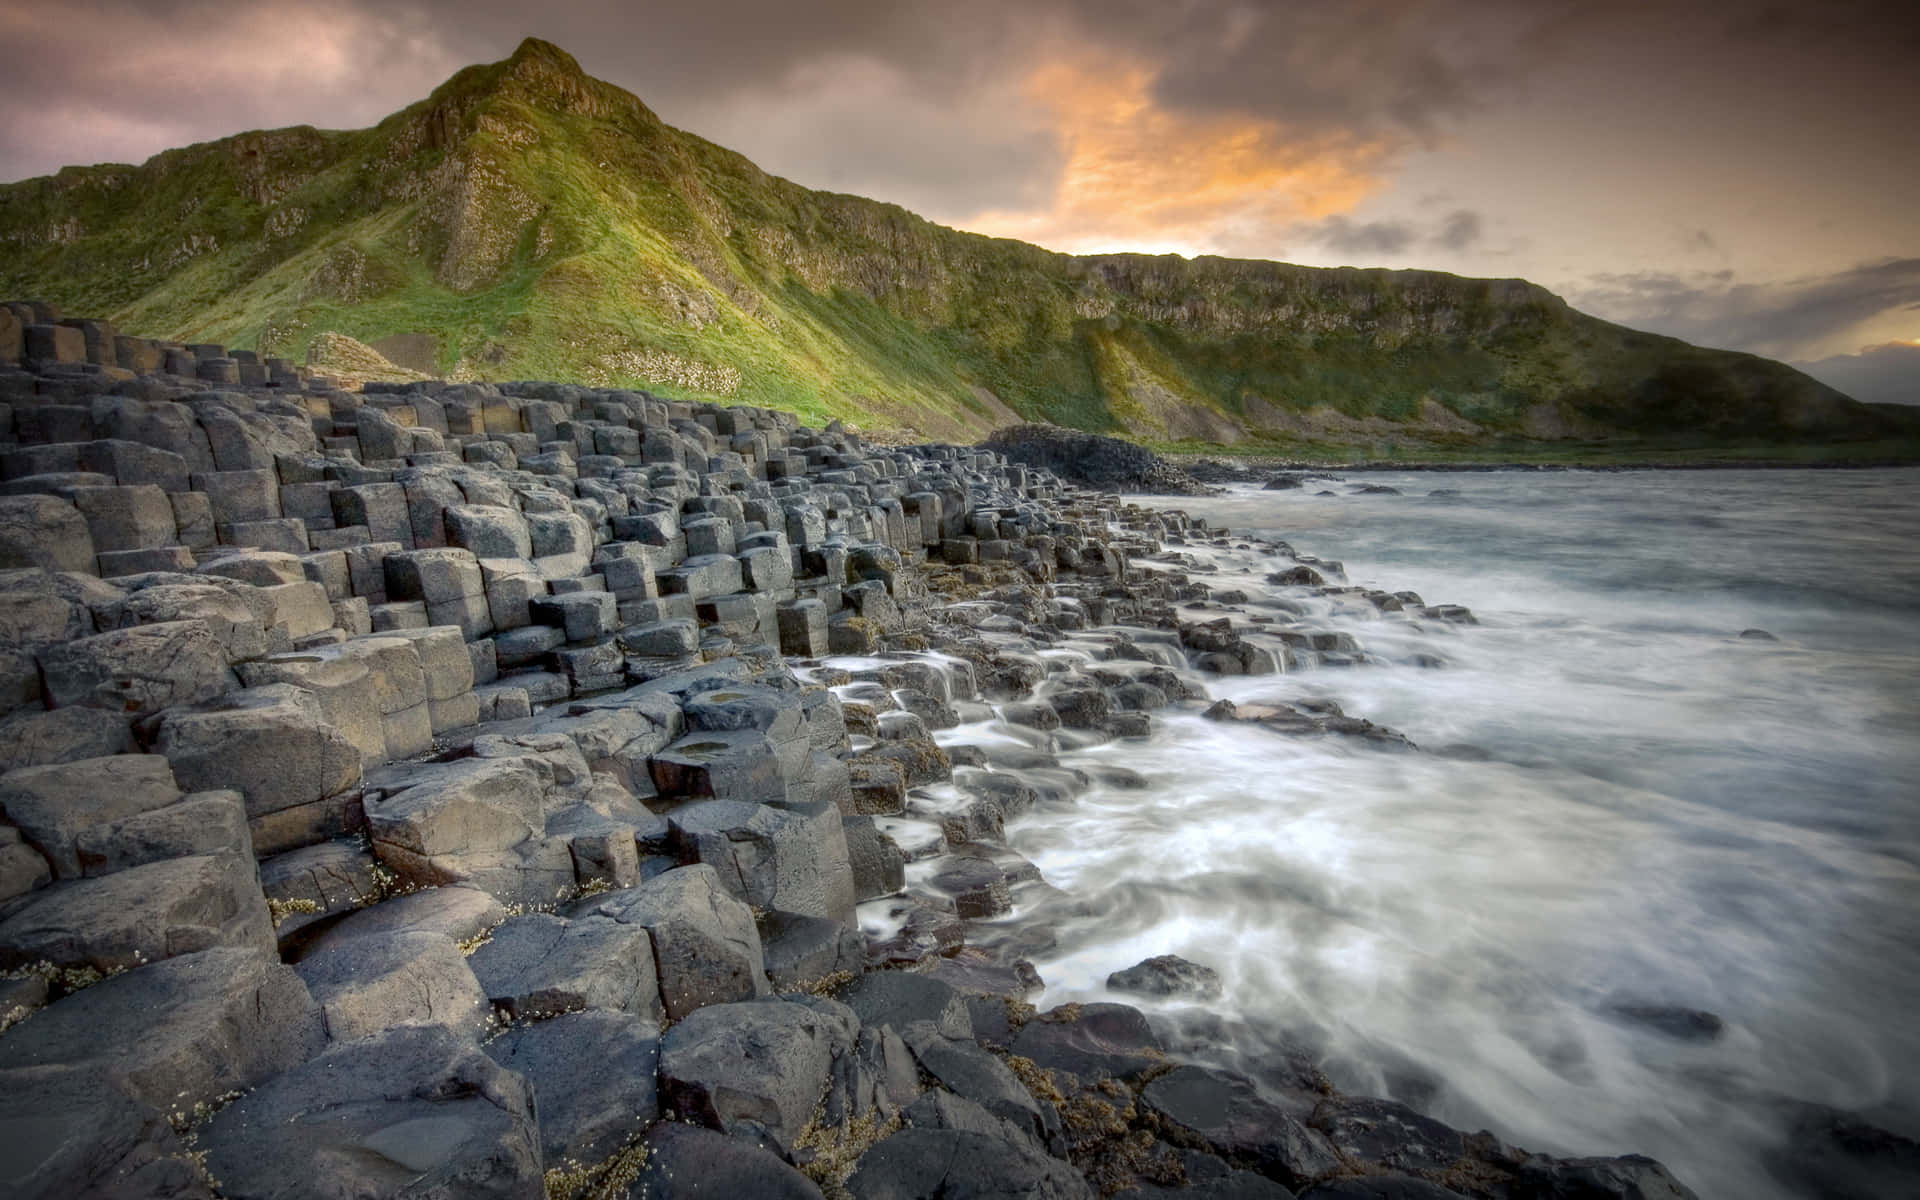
[[962, 54, 1392, 258]]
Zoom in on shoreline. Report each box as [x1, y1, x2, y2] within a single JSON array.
[[0, 335, 1877, 1197]]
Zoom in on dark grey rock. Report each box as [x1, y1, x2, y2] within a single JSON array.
[[484, 1010, 660, 1177], [837, 970, 973, 1041], [294, 929, 490, 1042], [761, 908, 865, 992], [0, 946, 324, 1113], [1308, 1097, 1463, 1176], [1142, 1066, 1339, 1190], [636, 1120, 825, 1199], [578, 865, 768, 1020], [659, 995, 857, 1154], [1107, 954, 1223, 1000], [198, 1024, 543, 1200], [846, 1127, 1096, 1199], [1011, 1002, 1164, 1083], [467, 911, 664, 1025]]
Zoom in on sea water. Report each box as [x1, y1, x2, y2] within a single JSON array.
[[1000, 468, 1920, 1199]]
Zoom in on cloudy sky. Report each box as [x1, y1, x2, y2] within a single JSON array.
[[2, 0, 1915, 398]]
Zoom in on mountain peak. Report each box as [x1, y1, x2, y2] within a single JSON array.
[[506, 37, 585, 76]]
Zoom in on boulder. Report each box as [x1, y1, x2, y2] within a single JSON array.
[[1011, 1003, 1165, 1083], [303, 884, 504, 958], [37, 620, 236, 714], [1107, 954, 1224, 1000], [577, 865, 768, 1019], [0, 494, 95, 574], [667, 797, 856, 924], [1142, 1065, 1340, 1189], [847, 1127, 1096, 1200], [836, 971, 973, 1042], [0, 753, 182, 879], [659, 995, 857, 1154], [197, 1024, 543, 1200], [72, 789, 253, 877], [483, 1011, 661, 1187], [0, 849, 273, 973], [0, 706, 136, 772], [466, 911, 664, 1025], [637, 1120, 825, 1199], [149, 683, 361, 820], [0, 946, 324, 1112], [760, 908, 866, 991], [902, 1025, 1053, 1150], [294, 929, 490, 1041]]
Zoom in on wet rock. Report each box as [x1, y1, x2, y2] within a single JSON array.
[[1299, 1177, 1466, 1198], [1510, 1154, 1701, 1200], [1142, 1065, 1339, 1189], [838, 970, 974, 1041], [198, 1024, 543, 1200], [1309, 1097, 1463, 1176], [984, 424, 1211, 496], [843, 815, 906, 900], [1604, 1003, 1725, 1042], [901, 1024, 1054, 1150], [1738, 628, 1778, 641], [1765, 1102, 1920, 1200], [1012, 1002, 1165, 1083], [1107, 954, 1223, 1000], [1265, 566, 1325, 587]]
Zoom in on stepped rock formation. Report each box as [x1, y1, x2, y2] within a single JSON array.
[[0, 39, 1898, 450], [0, 318, 1771, 1199]]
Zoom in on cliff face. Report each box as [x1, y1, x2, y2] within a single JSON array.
[[0, 38, 1890, 446]]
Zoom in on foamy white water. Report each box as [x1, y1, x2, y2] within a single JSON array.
[[998, 469, 1920, 1200]]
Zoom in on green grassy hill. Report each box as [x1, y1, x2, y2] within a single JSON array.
[[0, 38, 1901, 452]]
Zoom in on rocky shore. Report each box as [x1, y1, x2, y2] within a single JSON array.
[[0, 302, 1702, 1199]]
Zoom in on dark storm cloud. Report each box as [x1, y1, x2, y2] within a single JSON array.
[[1569, 259, 1920, 359], [1436, 210, 1483, 252], [1298, 209, 1485, 262]]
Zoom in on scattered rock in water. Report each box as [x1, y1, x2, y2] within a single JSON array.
[[1262, 474, 1305, 490], [1605, 1003, 1726, 1042], [1355, 484, 1402, 495], [1107, 954, 1223, 999], [1203, 697, 1416, 750], [1739, 628, 1779, 641]]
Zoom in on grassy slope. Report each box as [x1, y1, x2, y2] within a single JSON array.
[[0, 39, 1908, 456]]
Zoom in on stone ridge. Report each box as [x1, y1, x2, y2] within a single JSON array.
[[0, 311, 1732, 1200]]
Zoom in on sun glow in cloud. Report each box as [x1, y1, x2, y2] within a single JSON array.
[[957, 54, 1394, 260]]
